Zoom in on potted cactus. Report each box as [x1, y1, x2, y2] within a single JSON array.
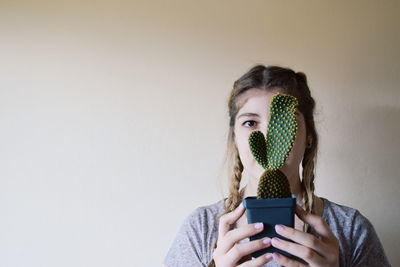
[[242, 93, 303, 262]]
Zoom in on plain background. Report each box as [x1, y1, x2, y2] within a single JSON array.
[[0, 1, 399, 266]]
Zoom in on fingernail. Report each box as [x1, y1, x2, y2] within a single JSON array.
[[265, 253, 273, 260], [255, 222, 263, 229], [263, 238, 271, 245], [239, 203, 244, 209], [271, 238, 280, 246], [275, 224, 284, 232]]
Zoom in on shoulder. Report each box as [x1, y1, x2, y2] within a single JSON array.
[[320, 197, 376, 237], [163, 199, 225, 266], [321, 197, 373, 239], [182, 198, 225, 232], [319, 197, 361, 243], [321, 196, 360, 221], [320, 197, 391, 266]]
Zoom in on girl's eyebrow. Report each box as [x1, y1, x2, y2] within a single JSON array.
[[237, 113, 260, 119]]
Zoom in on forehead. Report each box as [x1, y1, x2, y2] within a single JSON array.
[[235, 88, 283, 114]]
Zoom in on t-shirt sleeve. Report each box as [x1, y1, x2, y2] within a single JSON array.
[[349, 210, 391, 267], [163, 208, 211, 267]]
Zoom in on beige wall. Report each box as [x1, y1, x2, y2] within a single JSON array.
[[0, 1, 399, 266]]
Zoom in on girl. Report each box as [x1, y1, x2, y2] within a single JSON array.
[[164, 65, 391, 267]]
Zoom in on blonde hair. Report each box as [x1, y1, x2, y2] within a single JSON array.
[[208, 65, 319, 267]]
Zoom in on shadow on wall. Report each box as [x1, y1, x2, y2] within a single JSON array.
[[360, 105, 400, 174], [347, 105, 400, 265]]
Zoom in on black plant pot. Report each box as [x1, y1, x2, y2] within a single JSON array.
[[243, 195, 306, 263]]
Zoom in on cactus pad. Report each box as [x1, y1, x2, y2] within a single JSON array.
[[265, 93, 298, 170], [257, 169, 292, 199], [249, 131, 268, 169], [248, 93, 299, 199]]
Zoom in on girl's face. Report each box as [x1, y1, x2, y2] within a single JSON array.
[[233, 88, 309, 180]]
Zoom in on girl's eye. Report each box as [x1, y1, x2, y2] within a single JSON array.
[[242, 120, 257, 128]]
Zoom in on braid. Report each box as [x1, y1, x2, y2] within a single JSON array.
[[294, 70, 318, 233], [301, 136, 318, 233], [207, 148, 244, 267], [225, 149, 244, 212]]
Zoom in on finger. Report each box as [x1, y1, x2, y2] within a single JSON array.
[[226, 237, 271, 264], [296, 205, 336, 242], [238, 253, 274, 267], [275, 224, 329, 257], [271, 237, 325, 266], [218, 222, 264, 253], [218, 203, 246, 240], [271, 252, 308, 267]]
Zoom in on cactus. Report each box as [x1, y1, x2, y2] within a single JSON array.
[[248, 93, 298, 199]]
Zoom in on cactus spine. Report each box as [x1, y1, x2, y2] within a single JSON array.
[[248, 93, 298, 199]]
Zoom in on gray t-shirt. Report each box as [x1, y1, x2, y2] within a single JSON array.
[[164, 197, 391, 267]]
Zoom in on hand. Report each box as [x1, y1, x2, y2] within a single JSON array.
[[269, 205, 339, 267], [212, 203, 274, 267]]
